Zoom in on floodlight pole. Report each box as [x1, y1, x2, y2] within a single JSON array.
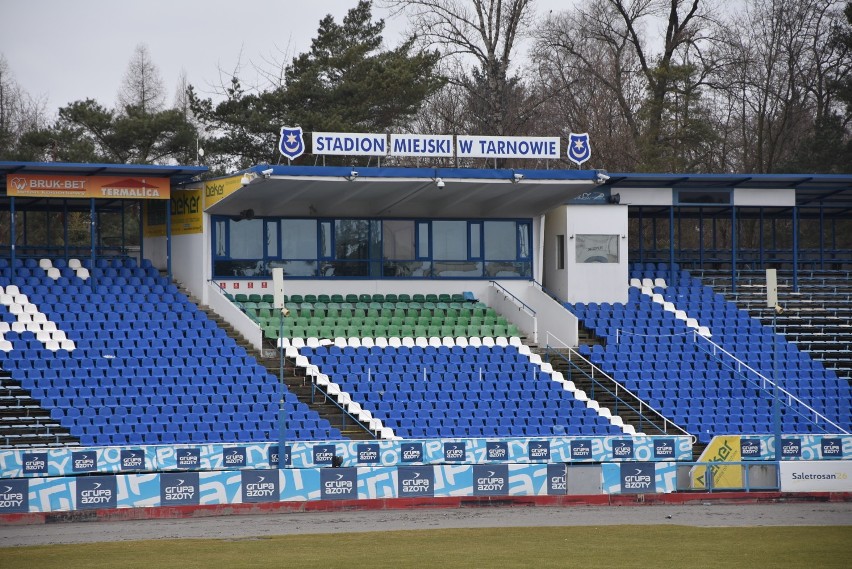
[[278, 307, 287, 469]]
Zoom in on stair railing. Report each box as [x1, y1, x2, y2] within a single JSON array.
[[543, 332, 692, 439], [691, 332, 849, 434]]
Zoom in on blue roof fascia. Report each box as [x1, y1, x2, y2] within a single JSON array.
[[245, 164, 599, 181]]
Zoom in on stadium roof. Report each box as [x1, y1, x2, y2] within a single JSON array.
[[208, 165, 601, 218], [0, 161, 208, 187], [603, 172, 852, 213]]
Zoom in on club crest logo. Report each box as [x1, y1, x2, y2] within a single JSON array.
[[279, 126, 305, 160], [567, 132, 591, 166]]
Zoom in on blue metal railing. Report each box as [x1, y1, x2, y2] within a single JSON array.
[[489, 280, 536, 316], [542, 343, 691, 439], [691, 332, 848, 434]]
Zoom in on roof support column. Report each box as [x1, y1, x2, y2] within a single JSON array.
[[637, 207, 644, 264], [139, 201, 144, 265], [698, 207, 704, 270], [90, 198, 96, 291], [792, 205, 799, 292], [759, 207, 764, 269], [669, 205, 676, 284], [819, 203, 824, 271], [166, 197, 173, 281], [9, 197, 16, 282], [63, 200, 69, 262], [731, 205, 737, 294]]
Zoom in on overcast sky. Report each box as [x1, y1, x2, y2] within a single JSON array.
[[2, 0, 576, 117]]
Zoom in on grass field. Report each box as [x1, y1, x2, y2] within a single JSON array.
[[3, 525, 850, 569]]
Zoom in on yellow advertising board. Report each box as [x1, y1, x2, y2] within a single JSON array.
[[203, 175, 243, 209], [691, 435, 743, 490], [143, 189, 203, 237], [7, 174, 170, 199]]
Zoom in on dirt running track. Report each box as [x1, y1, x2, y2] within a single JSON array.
[[2, 501, 851, 547]]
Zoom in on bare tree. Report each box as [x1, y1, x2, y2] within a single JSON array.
[[535, 0, 721, 172], [386, 0, 537, 138], [717, 0, 850, 172], [0, 54, 47, 159], [117, 43, 165, 114]]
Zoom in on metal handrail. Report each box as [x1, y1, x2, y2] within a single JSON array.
[[531, 279, 567, 305], [691, 332, 849, 434], [543, 332, 692, 439], [308, 376, 377, 439], [489, 280, 536, 316]]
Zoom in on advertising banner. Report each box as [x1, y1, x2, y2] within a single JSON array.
[[397, 466, 435, 498], [320, 468, 357, 500], [472, 464, 509, 496], [780, 461, 852, 492], [357, 444, 380, 465], [546, 463, 567, 495], [444, 442, 466, 462], [0, 478, 28, 513], [143, 188, 203, 237], [7, 174, 170, 199], [203, 175, 243, 209], [528, 440, 550, 461], [222, 447, 247, 469], [620, 462, 656, 493], [400, 442, 423, 463], [691, 435, 742, 490], [22, 452, 48, 475], [241, 469, 279, 503], [160, 472, 200, 506], [76, 475, 117, 510], [120, 450, 146, 471], [71, 451, 98, 473]]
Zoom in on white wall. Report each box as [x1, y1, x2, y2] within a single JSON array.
[[141, 236, 166, 271], [543, 208, 569, 302], [544, 205, 628, 305]]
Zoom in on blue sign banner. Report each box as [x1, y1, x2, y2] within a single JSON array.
[[241, 470, 279, 503], [444, 442, 466, 462], [782, 439, 802, 458], [473, 464, 509, 496], [570, 440, 592, 460], [612, 440, 634, 460], [546, 463, 567, 495], [486, 441, 508, 461], [654, 439, 675, 459], [76, 475, 117, 510], [528, 441, 550, 461], [268, 445, 291, 468], [176, 448, 201, 470], [22, 452, 48, 475], [400, 442, 423, 463], [740, 439, 762, 459], [397, 466, 435, 498], [160, 472, 200, 506], [357, 444, 380, 465], [320, 468, 357, 500], [620, 462, 656, 493], [0, 478, 28, 513], [72, 451, 97, 473], [821, 438, 842, 458], [120, 449, 146, 471], [313, 444, 337, 466], [222, 447, 247, 469]]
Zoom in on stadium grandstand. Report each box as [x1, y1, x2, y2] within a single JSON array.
[[0, 157, 850, 513]]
